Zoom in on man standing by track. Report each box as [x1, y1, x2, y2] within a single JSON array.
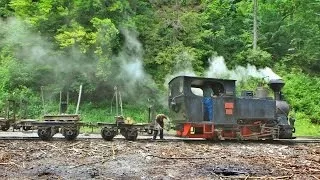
[[152, 114, 168, 140]]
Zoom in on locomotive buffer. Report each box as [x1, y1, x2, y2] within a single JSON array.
[[0, 99, 37, 132]]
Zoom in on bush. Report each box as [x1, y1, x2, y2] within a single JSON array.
[[294, 112, 320, 136], [281, 70, 320, 123]]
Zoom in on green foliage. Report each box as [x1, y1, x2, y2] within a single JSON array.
[[153, 43, 203, 83], [281, 70, 320, 124], [294, 112, 320, 137], [0, 0, 14, 18], [55, 22, 90, 51], [236, 77, 267, 95], [0, 47, 13, 93], [236, 49, 272, 67], [11, 86, 43, 118], [79, 103, 155, 123], [0, 0, 319, 136]]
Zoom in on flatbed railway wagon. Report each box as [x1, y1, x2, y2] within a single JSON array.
[[29, 85, 84, 141], [31, 114, 83, 141], [98, 115, 153, 141], [0, 99, 37, 131]]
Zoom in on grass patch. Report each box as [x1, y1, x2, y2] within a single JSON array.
[[78, 103, 156, 123], [80, 126, 101, 134], [294, 112, 320, 137], [77, 102, 169, 123]]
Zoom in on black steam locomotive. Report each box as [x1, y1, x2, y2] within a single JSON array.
[[168, 76, 295, 140]]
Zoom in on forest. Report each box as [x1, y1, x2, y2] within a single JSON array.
[[0, 0, 319, 135]]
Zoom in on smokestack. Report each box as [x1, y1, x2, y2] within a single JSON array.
[[268, 79, 285, 100]]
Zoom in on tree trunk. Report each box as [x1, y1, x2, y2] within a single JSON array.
[[253, 0, 258, 50]]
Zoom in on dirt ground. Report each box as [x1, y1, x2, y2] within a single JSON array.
[[0, 139, 319, 180]]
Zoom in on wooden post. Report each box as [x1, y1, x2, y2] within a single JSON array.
[[119, 90, 123, 116], [41, 86, 46, 115], [59, 91, 62, 114], [75, 85, 82, 114], [114, 86, 118, 116]]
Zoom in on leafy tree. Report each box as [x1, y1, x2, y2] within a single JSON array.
[[0, 0, 320, 127]]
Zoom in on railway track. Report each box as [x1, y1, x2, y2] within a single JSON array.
[[0, 132, 319, 143]]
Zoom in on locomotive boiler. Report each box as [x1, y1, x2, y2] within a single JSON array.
[[168, 76, 295, 140]]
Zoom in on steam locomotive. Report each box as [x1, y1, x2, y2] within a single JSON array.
[[168, 76, 295, 140]]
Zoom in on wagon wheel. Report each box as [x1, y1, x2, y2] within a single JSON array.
[[147, 129, 153, 135], [101, 127, 116, 141], [22, 126, 32, 131], [125, 129, 138, 141], [0, 123, 10, 131], [37, 128, 53, 141], [63, 129, 79, 141]]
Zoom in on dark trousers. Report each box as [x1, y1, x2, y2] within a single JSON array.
[[153, 129, 163, 140]]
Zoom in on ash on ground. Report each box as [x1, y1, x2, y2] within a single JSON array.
[[0, 139, 319, 179]]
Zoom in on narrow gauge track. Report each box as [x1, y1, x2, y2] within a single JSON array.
[[0, 133, 319, 144]]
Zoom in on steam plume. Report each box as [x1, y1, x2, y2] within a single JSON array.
[[0, 17, 95, 91], [205, 56, 281, 81], [109, 29, 162, 106]]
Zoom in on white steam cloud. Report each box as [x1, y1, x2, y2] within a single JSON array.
[[0, 17, 96, 90], [122, 59, 144, 80], [205, 56, 281, 81], [0, 18, 163, 107], [111, 29, 164, 106], [114, 29, 152, 86], [164, 54, 281, 90]]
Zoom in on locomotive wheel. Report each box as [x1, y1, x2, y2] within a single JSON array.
[[147, 129, 153, 135], [125, 129, 138, 141], [279, 127, 293, 139], [22, 126, 32, 131], [0, 123, 10, 131], [37, 128, 53, 141], [63, 129, 79, 141], [101, 128, 116, 141]]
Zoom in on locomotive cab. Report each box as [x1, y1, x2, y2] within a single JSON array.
[[169, 76, 236, 124], [169, 76, 237, 139]]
